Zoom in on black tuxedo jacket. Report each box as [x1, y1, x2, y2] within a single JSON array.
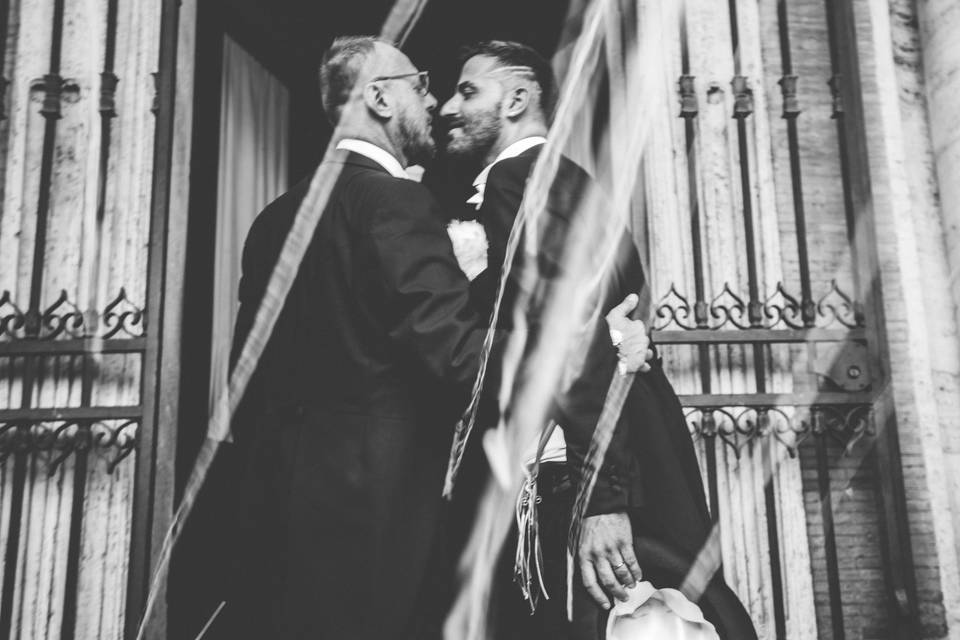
[[229, 151, 488, 638], [469, 146, 755, 640], [471, 145, 711, 534]]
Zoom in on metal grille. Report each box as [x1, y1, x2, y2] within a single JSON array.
[[647, 0, 917, 638], [0, 0, 177, 637]]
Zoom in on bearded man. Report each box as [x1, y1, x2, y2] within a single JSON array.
[[226, 36, 492, 639], [440, 40, 758, 640]]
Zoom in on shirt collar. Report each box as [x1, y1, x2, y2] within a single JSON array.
[[336, 139, 410, 179], [472, 136, 546, 189]]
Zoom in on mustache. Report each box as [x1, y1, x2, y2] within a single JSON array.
[[441, 114, 466, 129]]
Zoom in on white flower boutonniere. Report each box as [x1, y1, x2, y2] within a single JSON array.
[[447, 219, 489, 281]]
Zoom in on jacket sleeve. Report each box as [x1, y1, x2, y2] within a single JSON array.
[[559, 236, 650, 515], [554, 314, 641, 516], [369, 179, 492, 397]]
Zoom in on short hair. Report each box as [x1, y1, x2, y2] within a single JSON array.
[[319, 35, 381, 125], [459, 40, 557, 120]]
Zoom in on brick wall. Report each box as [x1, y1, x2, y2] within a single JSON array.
[[852, 0, 960, 636]]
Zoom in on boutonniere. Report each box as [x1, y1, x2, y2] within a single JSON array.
[[447, 219, 489, 281]]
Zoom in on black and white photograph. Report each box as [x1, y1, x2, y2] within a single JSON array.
[[0, 0, 959, 638]]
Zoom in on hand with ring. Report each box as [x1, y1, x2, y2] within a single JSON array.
[[577, 512, 644, 609], [605, 293, 654, 375]]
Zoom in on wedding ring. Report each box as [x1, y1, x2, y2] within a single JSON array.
[[613, 561, 626, 570], [609, 328, 624, 347]]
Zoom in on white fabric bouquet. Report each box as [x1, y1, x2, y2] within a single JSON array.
[[607, 582, 720, 639], [446, 219, 489, 281]]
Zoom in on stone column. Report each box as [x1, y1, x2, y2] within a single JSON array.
[[862, 0, 960, 635], [916, 0, 960, 636], [917, 0, 960, 336]]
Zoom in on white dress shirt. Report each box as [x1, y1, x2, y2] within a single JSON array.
[[467, 136, 546, 209], [336, 138, 410, 179]]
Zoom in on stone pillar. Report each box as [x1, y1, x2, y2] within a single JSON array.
[[860, 0, 960, 635], [915, 0, 960, 636], [917, 0, 960, 338]]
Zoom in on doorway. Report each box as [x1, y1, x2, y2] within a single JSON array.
[[169, 1, 570, 636]]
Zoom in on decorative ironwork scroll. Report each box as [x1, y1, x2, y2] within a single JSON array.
[[0, 289, 145, 340], [0, 420, 138, 473], [653, 280, 862, 331], [685, 404, 873, 457]]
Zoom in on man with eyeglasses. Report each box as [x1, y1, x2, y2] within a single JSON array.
[[224, 35, 651, 640], [225, 36, 474, 639]]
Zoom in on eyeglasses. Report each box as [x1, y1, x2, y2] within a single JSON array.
[[369, 70, 430, 96]]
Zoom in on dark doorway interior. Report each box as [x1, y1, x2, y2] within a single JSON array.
[[170, 1, 571, 636]]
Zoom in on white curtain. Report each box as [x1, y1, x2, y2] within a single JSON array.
[[209, 36, 290, 440]]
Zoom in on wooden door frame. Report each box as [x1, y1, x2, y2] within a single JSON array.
[[124, 0, 197, 637]]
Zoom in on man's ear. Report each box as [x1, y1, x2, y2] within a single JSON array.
[[363, 82, 393, 119], [503, 86, 530, 120]]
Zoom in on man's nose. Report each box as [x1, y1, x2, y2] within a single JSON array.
[[425, 91, 438, 112], [439, 95, 459, 118]]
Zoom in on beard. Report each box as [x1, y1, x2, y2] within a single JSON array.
[[398, 108, 436, 167], [445, 104, 501, 159]]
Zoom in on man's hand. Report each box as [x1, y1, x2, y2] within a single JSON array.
[[605, 293, 653, 375], [578, 512, 643, 609]]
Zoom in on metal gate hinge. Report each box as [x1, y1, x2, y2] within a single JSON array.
[[811, 340, 872, 392]]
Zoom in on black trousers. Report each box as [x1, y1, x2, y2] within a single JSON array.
[[219, 414, 449, 640], [491, 462, 758, 640]]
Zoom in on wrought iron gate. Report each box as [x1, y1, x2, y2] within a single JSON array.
[[647, 0, 917, 638], [0, 0, 180, 637]]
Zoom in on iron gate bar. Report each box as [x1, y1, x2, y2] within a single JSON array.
[[92, 0, 121, 323], [0, 439, 25, 639], [823, 0, 919, 635], [61, 348, 98, 640], [0, 337, 147, 355], [776, 0, 815, 327], [678, 392, 873, 407], [824, 9, 865, 327], [654, 327, 864, 343], [59, 423, 90, 640], [678, 8, 720, 525], [815, 429, 846, 640], [0, 406, 142, 422], [125, 0, 180, 635], [28, 0, 67, 322], [728, 62, 762, 331], [761, 438, 787, 640]]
